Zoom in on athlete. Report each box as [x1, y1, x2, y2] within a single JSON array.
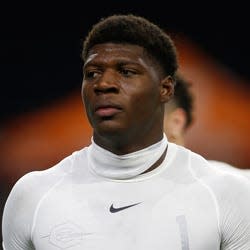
[[2, 14, 250, 249], [164, 74, 250, 178]]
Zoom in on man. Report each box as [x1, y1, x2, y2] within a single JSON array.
[[2, 14, 250, 249], [164, 74, 250, 178]]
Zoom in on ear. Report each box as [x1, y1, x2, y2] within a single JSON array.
[[160, 76, 175, 103]]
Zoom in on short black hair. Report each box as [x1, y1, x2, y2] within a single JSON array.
[[82, 14, 178, 77], [172, 74, 194, 128]]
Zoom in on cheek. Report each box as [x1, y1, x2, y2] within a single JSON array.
[[136, 87, 159, 107], [81, 84, 91, 103], [81, 88, 94, 121], [128, 88, 159, 118]]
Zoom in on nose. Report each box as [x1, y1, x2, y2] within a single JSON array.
[[94, 69, 119, 94]]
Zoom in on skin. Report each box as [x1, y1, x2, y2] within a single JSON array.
[[164, 102, 186, 146], [82, 43, 174, 155]]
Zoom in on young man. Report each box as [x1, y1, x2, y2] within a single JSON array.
[[164, 74, 250, 178], [2, 14, 250, 249]]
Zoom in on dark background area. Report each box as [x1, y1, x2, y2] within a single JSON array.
[[1, 3, 250, 248], [0, 2, 249, 122]]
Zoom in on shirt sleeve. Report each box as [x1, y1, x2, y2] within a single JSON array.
[[2, 155, 72, 250], [212, 173, 250, 249], [2, 173, 37, 250]]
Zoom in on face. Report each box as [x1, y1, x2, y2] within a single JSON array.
[[82, 43, 173, 144]]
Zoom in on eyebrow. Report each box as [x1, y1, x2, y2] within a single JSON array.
[[84, 58, 145, 69]]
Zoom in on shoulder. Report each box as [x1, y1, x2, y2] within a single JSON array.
[[209, 160, 240, 172], [13, 147, 88, 191], [207, 170, 250, 247], [11, 146, 89, 198], [12, 153, 74, 191], [209, 159, 250, 179], [206, 160, 250, 191], [2, 149, 88, 249], [3, 148, 87, 213], [168, 144, 250, 246], [171, 142, 211, 170], [194, 159, 250, 211], [172, 143, 250, 189]]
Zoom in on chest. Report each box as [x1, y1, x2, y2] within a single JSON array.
[[32, 180, 220, 250]]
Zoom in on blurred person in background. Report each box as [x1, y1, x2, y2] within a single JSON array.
[[164, 73, 250, 178], [2, 14, 250, 250]]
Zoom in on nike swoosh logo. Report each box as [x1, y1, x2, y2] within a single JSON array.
[[109, 202, 141, 213]]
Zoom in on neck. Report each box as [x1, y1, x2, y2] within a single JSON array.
[[88, 134, 168, 179], [93, 131, 164, 155], [141, 145, 168, 174]]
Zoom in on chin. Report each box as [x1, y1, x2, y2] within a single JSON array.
[[95, 123, 127, 137]]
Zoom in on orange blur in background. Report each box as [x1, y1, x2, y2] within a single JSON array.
[[1, 34, 250, 188]]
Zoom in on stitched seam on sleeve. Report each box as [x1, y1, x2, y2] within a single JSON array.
[[30, 156, 74, 241], [187, 153, 221, 238]]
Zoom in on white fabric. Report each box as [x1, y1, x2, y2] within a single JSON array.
[[209, 160, 250, 179], [89, 134, 168, 179], [2, 142, 250, 250]]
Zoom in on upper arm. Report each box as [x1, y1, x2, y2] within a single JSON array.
[[217, 175, 250, 249], [2, 173, 36, 250]]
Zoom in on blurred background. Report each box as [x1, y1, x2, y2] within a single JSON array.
[[0, 2, 250, 246]]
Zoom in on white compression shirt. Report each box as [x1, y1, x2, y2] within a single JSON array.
[[209, 160, 250, 179], [2, 141, 250, 249]]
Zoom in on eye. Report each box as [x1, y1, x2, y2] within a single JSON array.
[[119, 68, 137, 77], [84, 70, 99, 80]]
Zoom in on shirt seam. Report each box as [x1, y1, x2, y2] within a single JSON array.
[[30, 158, 73, 241], [187, 153, 222, 239]]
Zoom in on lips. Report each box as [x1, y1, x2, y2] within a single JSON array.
[[94, 104, 122, 117]]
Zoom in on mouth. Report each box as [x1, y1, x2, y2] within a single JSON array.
[[94, 104, 122, 117]]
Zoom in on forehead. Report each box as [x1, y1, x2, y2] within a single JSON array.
[[85, 43, 151, 65]]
